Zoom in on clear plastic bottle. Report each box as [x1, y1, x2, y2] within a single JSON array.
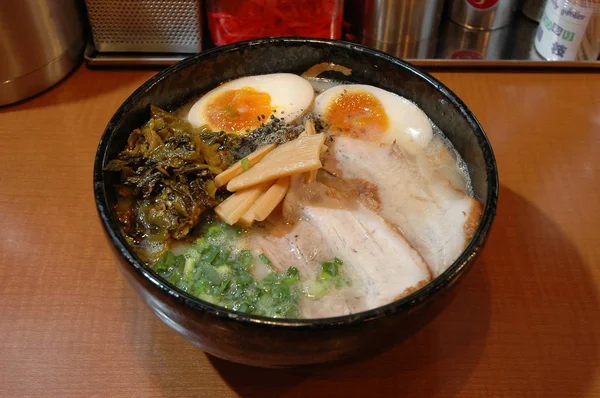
[[534, 0, 600, 61]]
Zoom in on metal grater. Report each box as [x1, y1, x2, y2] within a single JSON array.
[[85, 0, 203, 53]]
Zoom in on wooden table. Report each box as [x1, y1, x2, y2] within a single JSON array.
[[1, 65, 598, 397]]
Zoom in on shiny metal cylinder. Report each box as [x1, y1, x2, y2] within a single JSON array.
[[448, 0, 519, 30], [358, 0, 445, 58], [0, 0, 85, 106], [437, 20, 511, 59]]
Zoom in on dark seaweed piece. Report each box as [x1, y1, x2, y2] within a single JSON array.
[[232, 117, 305, 159], [104, 105, 241, 263]]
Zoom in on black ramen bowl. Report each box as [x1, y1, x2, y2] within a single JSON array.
[[94, 38, 498, 368]]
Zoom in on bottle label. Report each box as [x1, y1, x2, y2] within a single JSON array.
[[534, 0, 592, 60]]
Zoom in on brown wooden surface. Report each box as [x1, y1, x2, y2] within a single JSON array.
[[0, 65, 599, 397]]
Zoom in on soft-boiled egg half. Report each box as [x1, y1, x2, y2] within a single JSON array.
[[187, 73, 315, 135], [313, 84, 433, 152]]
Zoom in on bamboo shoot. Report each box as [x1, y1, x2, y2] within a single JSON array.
[[302, 120, 318, 184], [253, 177, 291, 221], [227, 134, 325, 192], [237, 207, 256, 228], [214, 182, 272, 225], [214, 144, 276, 188]]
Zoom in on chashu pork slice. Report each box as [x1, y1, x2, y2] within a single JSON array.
[[241, 176, 432, 318], [324, 136, 482, 277]]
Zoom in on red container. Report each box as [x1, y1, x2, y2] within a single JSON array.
[[206, 0, 344, 46]]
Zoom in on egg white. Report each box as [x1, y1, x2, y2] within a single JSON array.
[[187, 73, 315, 131], [314, 84, 433, 152]]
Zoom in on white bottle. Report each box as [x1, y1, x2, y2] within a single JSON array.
[[534, 0, 594, 60]]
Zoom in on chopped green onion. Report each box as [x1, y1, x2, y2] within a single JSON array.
[[207, 225, 223, 239], [302, 280, 327, 299], [183, 257, 196, 279], [318, 270, 330, 280], [240, 158, 250, 171], [316, 257, 348, 290], [201, 245, 220, 263], [238, 272, 253, 284], [198, 293, 217, 304], [153, 251, 175, 273], [238, 250, 254, 270], [283, 267, 300, 285], [271, 283, 290, 299], [200, 262, 221, 285], [214, 279, 231, 295], [261, 273, 279, 285], [215, 265, 230, 275], [215, 248, 231, 265], [151, 216, 348, 318], [258, 253, 272, 265], [320, 261, 338, 278], [167, 271, 182, 285]]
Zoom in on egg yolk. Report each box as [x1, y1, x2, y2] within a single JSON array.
[[325, 90, 389, 140], [204, 87, 272, 134]]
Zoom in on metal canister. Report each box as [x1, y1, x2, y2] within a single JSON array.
[[356, 0, 445, 58], [0, 0, 85, 106], [448, 0, 519, 30], [437, 20, 511, 59]]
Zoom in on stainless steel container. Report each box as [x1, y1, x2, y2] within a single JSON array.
[[449, 0, 519, 30], [85, 0, 203, 53], [357, 0, 445, 58], [437, 20, 511, 59], [0, 0, 85, 106]]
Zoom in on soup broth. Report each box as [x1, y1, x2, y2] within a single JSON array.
[[106, 70, 481, 319]]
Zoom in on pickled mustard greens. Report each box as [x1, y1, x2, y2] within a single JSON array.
[[151, 219, 348, 318], [104, 105, 243, 262]]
